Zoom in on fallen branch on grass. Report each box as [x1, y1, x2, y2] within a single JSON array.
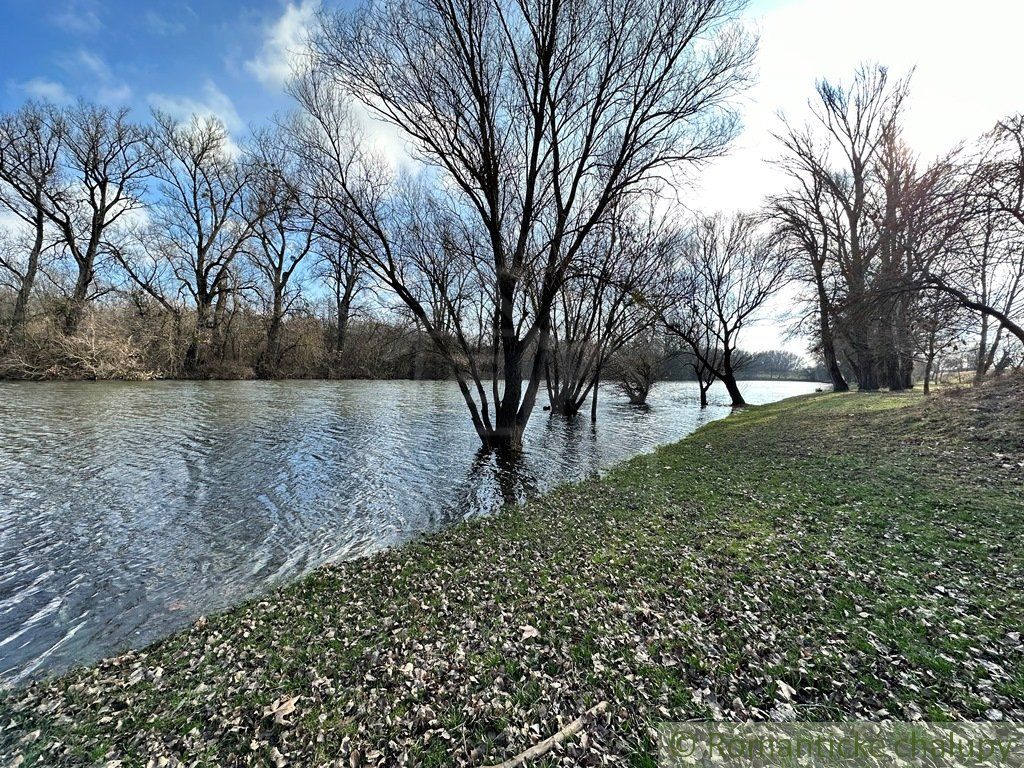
[[486, 700, 609, 768]]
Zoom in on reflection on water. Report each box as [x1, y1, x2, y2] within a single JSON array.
[[0, 379, 818, 685]]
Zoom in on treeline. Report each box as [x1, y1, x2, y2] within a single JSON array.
[[2, 0, 1022, 451], [0, 103, 385, 380], [771, 66, 1024, 395]]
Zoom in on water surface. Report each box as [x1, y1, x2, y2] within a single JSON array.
[[0, 378, 818, 685]]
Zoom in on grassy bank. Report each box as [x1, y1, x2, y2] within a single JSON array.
[[3, 380, 1023, 767]]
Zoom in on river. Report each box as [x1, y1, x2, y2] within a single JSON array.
[[0, 378, 819, 685]]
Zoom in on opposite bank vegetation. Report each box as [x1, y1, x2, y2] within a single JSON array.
[[2, 377, 1023, 767]]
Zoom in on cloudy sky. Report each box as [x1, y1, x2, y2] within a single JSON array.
[[1, 0, 1022, 352]]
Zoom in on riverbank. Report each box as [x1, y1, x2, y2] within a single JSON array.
[[3, 378, 1023, 767]]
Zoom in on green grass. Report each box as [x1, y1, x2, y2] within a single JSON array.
[[2, 385, 1023, 767]]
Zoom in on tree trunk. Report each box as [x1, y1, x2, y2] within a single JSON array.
[[212, 293, 227, 360], [851, 346, 879, 391], [975, 315, 990, 382], [185, 297, 212, 375], [488, 320, 549, 452], [336, 295, 351, 354], [11, 213, 45, 331], [62, 262, 93, 335], [720, 373, 745, 407], [813, 266, 848, 392], [883, 351, 905, 392], [547, 385, 585, 416], [721, 348, 746, 407], [260, 292, 285, 378]]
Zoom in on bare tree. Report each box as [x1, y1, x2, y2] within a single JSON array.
[[247, 129, 321, 376], [612, 332, 671, 406], [0, 104, 63, 331], [30, 103, 154, 334], [748, 349, 803, 379], [147, 112, 258, 373], [545, 205, 676, 420], [913, 290, 967, 395], [923, 117, 1024, 359], [664, 213, 791, 407], [774, 65, 910, 390], [314, 221, 365, 360], [769, 154, 849, 390], [660, 288, 721, 408], [307, 0, 754, 450]]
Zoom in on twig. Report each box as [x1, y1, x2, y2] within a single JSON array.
[[485, 701, 608, 768]]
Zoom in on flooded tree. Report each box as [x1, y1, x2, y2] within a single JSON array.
[[664, 213, 791, 407], [545, 207, 676, 420], [612, 333, 671, 406], [308, 0, 755, 450]]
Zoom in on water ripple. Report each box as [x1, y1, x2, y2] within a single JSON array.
[[0, 379, 817, 685]]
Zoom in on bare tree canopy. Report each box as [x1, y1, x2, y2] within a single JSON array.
[[545, 202, 677, 420], [308, 0, 756, 449], [663, 212, 792, 407], [0, 104, 62, 331], [0, 41, 1021, 397], [144, 112, 260, 373]]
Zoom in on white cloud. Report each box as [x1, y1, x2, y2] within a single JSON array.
[[49, 0, 102, 34], [18, 77, 71, 104], [148, 80, 242, 131], [144, 11, 187, 37], [69, 50, 132, 105], [246, 0, 320, 89]]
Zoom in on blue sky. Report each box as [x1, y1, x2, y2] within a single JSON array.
[[0, 0, 330, 130], [0, 0, 784, 135]]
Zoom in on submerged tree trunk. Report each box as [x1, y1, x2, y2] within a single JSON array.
[[476, 319, 550, 453], [720, 373, 745, 407], [698, 378, 711, 408], [589, 364, 602, 423]]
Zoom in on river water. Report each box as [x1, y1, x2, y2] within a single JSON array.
[[0, 379, 818, 685]]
